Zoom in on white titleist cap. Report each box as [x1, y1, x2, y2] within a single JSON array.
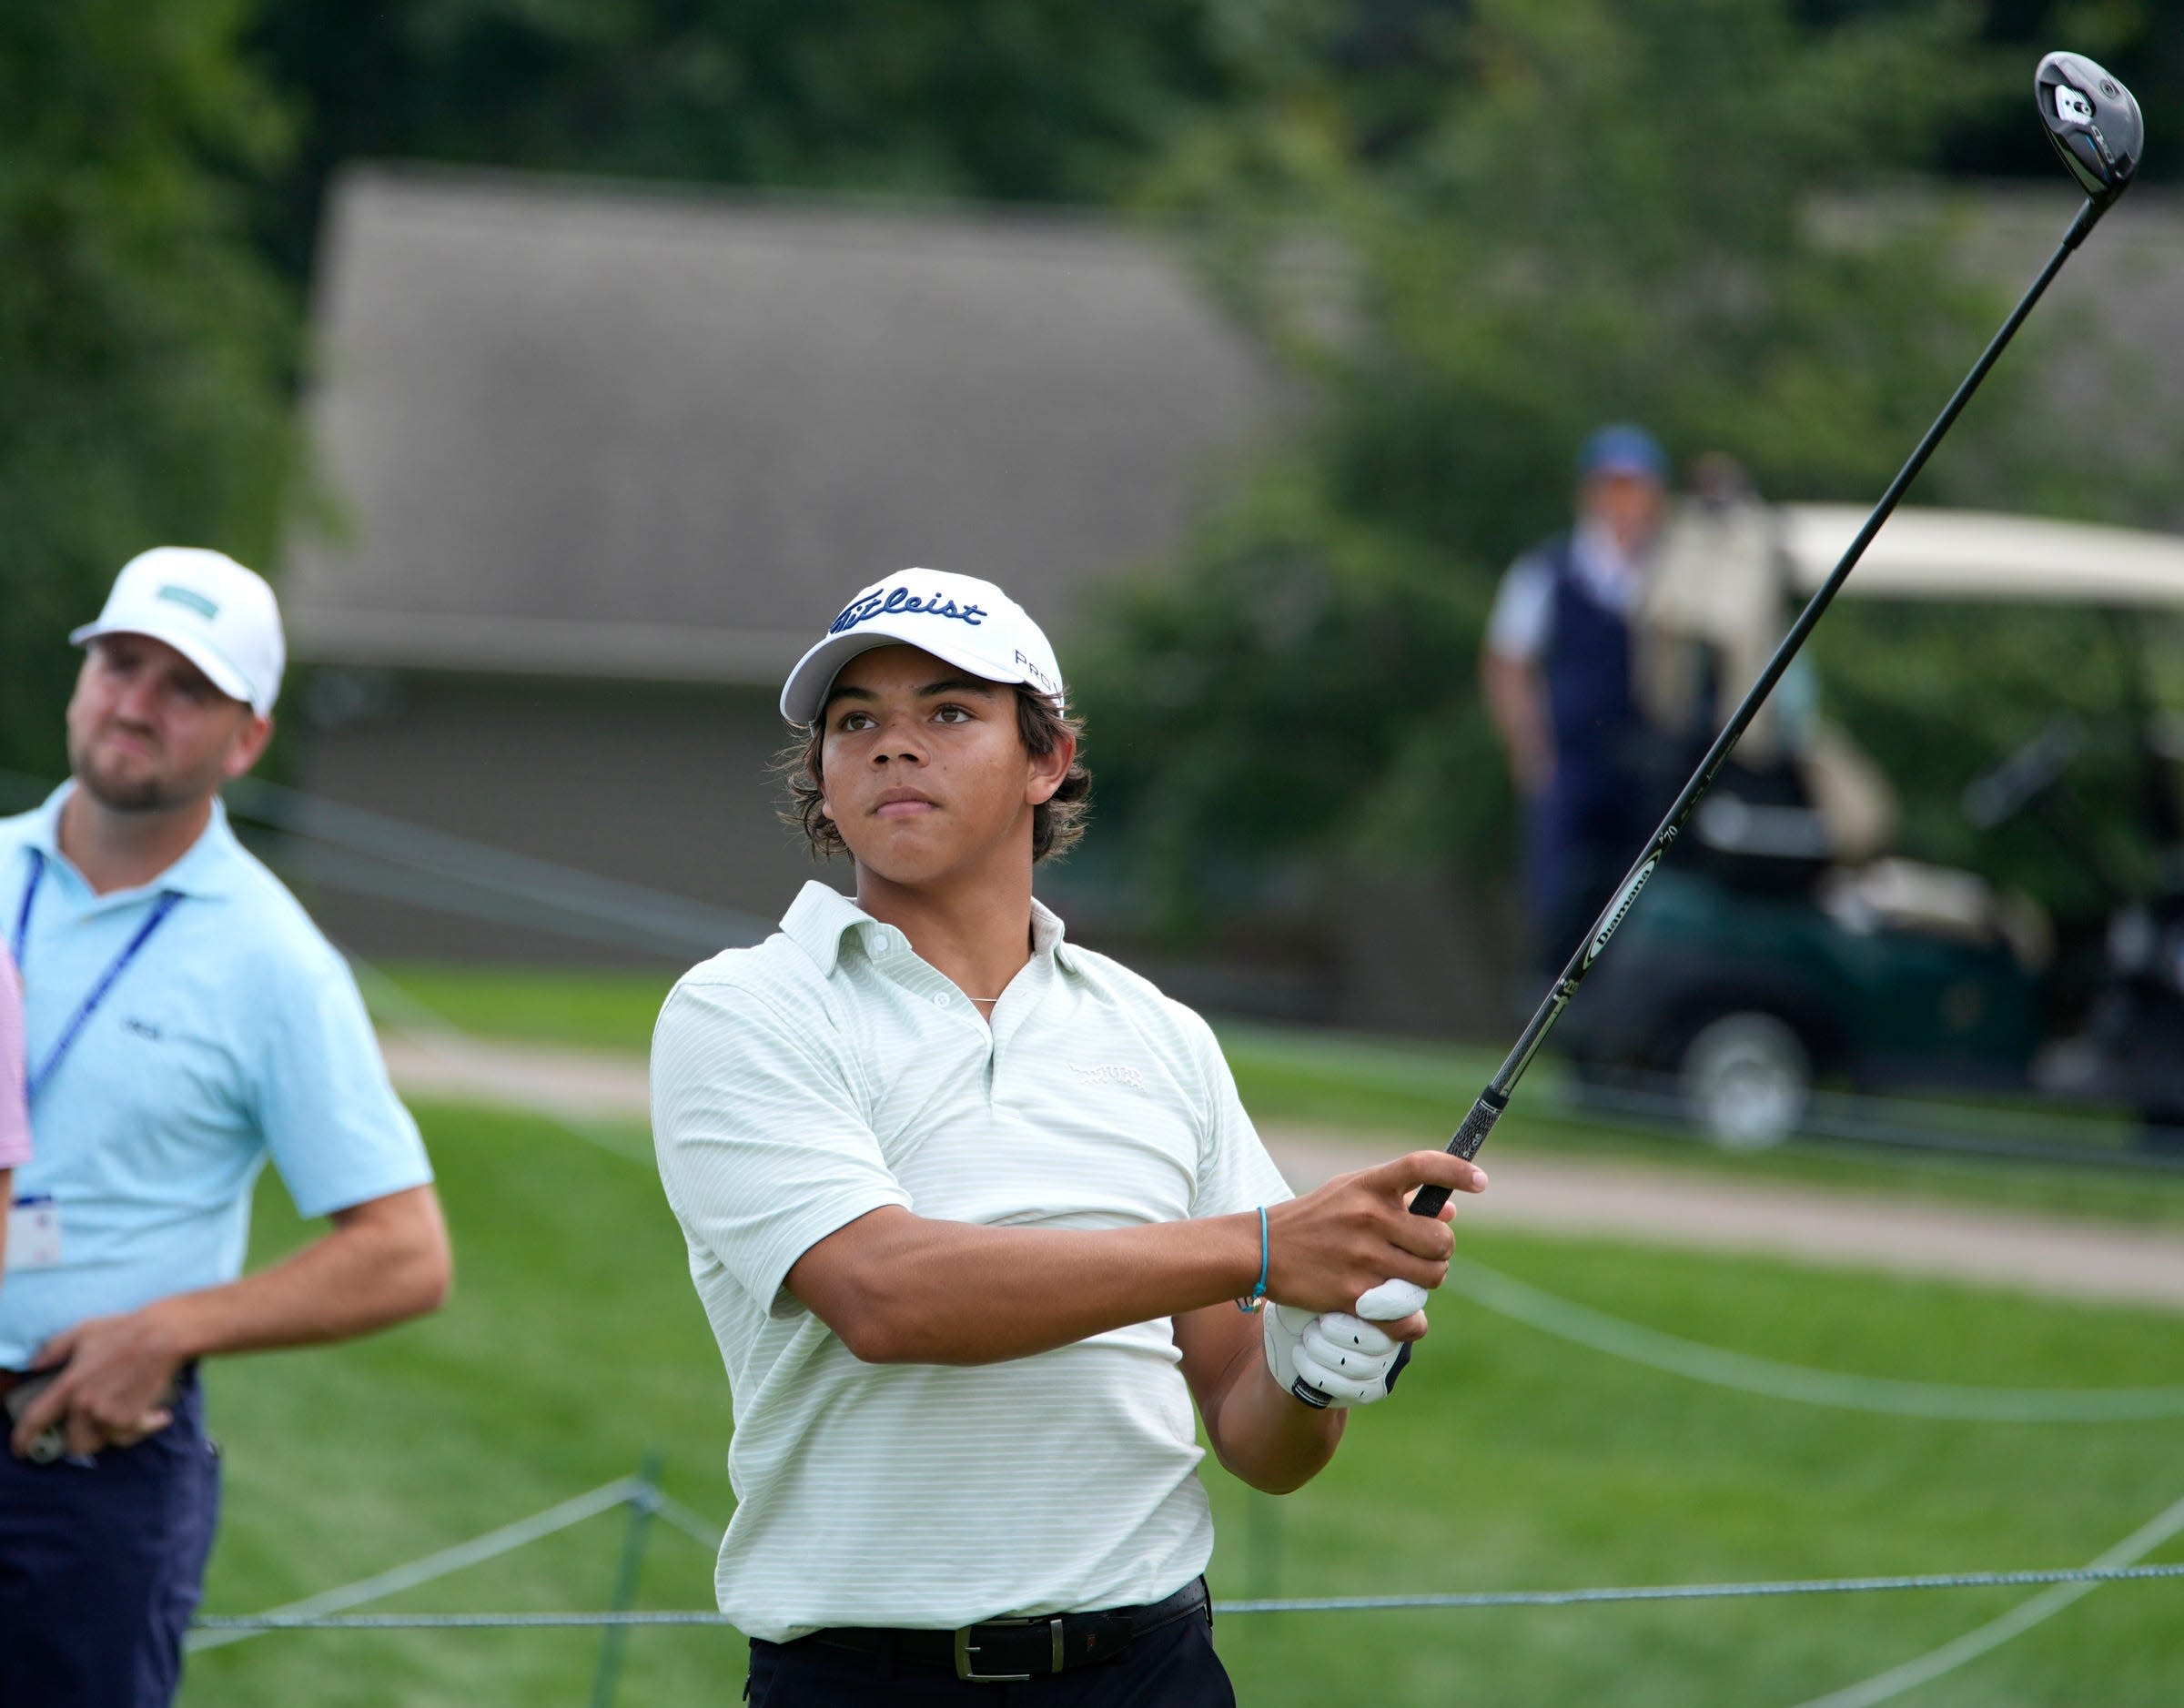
[[70, 547, 286, 715], [780, 570, 1064, 726]]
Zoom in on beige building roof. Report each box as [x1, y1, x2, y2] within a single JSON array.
[[284, 167, 1291, 682]]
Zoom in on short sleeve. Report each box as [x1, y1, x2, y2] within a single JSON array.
[[1186, 1020, 1292, 1219], [1485, 552, 1555, 662], [651, 978, 912, 1319], [254, 947, 432, 1218], [0, 945, 28, 1168]]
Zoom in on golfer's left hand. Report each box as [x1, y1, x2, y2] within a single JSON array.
[[1264, 1301, 1419, 1408]]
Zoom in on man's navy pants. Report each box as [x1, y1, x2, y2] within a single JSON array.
[[0, 1368, 220, 1708]]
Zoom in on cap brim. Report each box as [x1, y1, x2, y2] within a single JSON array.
[[780, 627, 1043, 725], [71, 620, 262, 712]]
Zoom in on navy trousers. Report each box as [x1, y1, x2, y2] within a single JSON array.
[[0, 1368, 220, 1708], [747, 1602, 1236, 1705]]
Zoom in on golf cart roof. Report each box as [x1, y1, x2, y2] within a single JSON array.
[[1780, 505, 2184, 610]]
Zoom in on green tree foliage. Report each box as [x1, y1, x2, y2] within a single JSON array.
[[1077, 0, 2157, 932], [0, 0, 298, 783], [249, 0, 1272, 273]]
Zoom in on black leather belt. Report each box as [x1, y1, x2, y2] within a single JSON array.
[[804, 1577, 1208, 1682]]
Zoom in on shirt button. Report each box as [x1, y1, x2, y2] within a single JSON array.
[[931, 992, 951, 1007]]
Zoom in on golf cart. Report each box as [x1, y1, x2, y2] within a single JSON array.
[[1557, 504, 2184, 1149]]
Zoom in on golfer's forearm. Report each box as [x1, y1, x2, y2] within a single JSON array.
[[793, 1208, 1263, 1365], [145, 1186, 450, 1359], [1205, 1352, 1345, 1494]]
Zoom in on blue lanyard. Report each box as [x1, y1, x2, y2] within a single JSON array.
[[12, 849, 182, 1104]]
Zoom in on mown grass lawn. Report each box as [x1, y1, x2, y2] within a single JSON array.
[[183, 1089, 2184, 1706]]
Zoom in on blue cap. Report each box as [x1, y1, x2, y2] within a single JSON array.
[[1576, 423, 1668, 484]]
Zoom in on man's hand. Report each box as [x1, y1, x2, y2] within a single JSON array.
[[10, 1309, 183, 1460], [6, 1185, 449, 1461], [1262, 1151, 1482, 1316], [1483, 650, 1554, 797]]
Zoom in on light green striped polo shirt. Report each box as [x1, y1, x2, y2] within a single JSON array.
[[651, 880, 1291, 1642]]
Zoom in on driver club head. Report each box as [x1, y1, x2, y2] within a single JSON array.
[[2037, 52, 2142, 208]]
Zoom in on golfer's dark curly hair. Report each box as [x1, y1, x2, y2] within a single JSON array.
[[778, 688, 1092, 863]]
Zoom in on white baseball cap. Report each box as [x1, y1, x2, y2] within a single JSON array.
[[780, 570, 1065, 726], [71, 547, 286, 715]]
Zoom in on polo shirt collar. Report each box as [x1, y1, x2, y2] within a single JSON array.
[[19, 782, 249, 903], [781, 882, 886, 975], [1030, 895, 1081, 974], [780, 880, 1081, 977]]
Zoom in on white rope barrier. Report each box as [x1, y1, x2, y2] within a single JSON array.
[[1790, 1489, 2184, 1708], [189, 1563, 2184, 1633], [187, 1474, 2184, 1640], [185, 1478, 646, 1653], [1219, 1561, 2184, 1612], [649, 1491, 727, 1552], [1442, 1253, 2184, 1421]]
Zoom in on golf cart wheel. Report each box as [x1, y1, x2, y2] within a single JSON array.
[[1676, 1012, 1813, 1152]]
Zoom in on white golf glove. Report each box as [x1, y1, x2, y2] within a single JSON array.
[[1262, 1279, 1430, 1409]]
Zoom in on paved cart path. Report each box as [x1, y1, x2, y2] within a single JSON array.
[[379, 1032, 2184, 1315]]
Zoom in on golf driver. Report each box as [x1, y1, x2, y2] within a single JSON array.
[[1293, 50, 2144, 1408]]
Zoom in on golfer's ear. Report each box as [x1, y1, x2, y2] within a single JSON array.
[[1026, 729, 1075, 806]]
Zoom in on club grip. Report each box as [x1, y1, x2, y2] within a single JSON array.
[[1409, 1090, 1505, 1218]]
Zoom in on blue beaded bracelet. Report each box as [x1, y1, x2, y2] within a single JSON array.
[[1235, 1206, 1269, 1313]]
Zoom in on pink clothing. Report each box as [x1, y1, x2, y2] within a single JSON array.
[[0, 944, 28, 1167]]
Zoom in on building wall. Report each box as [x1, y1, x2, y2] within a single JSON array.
[[296, 672, 821, 965], [293, 666, 1521, 1037]]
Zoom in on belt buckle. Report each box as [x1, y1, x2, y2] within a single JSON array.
[[953, 1614, 1063, 1683]]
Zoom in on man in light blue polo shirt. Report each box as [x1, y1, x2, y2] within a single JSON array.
[[0, 547, 450, 1708]]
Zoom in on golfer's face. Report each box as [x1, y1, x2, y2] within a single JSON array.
[[818, 645, 1050, 885]]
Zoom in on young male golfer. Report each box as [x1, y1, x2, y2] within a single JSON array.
[[652, 571, 1486, 1702]]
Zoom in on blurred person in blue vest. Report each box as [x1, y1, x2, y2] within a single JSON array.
[[1482, 423, 1675, 969], [0, 548, 451, 1708]]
